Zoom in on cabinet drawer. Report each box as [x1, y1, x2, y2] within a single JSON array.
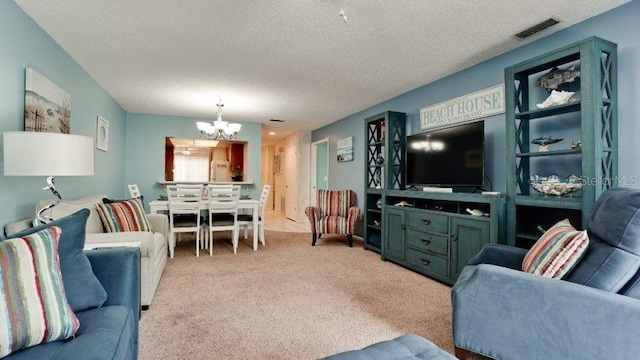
[[407, 211, 448, 234], [406, 229, 448, 256], [406, 248, 448, 278]]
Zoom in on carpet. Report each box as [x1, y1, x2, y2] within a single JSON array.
[[139, 231, 454, 359]]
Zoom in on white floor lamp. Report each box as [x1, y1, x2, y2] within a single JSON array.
[[3, 131, 94, 224]]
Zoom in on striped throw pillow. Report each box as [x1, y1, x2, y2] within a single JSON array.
[[95, 197, 151, 232], [522, 219, 589, 279], [0, 226, 80, 357]]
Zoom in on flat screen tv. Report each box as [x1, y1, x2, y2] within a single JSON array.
[[406, 121, 484, 188]]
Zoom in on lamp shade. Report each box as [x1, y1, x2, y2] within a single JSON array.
[[3, 131, 94, 176]]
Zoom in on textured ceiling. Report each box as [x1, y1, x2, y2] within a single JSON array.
[[15, 0, 630, 143]]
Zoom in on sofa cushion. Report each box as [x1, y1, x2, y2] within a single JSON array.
[[36, 195, 107, 234], [96, 197, 151, 232], [3, 305, 136, 360], [522, 219, 589, 279], [321, 334, 456, 360], [86, 231, 157, 257], [5, 209, 108, 312], [565, 187, 640, 291], [0, 227, 80, 358]]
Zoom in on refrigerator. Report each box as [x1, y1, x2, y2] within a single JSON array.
[[211, 160, 231, 182]]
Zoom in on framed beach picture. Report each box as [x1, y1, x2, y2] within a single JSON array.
[[96, 116, 109, 152], [337, 136, 353, 162], [24, 68, 71, 133]]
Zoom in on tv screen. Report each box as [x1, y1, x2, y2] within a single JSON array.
[[406, 121, 484, 187]]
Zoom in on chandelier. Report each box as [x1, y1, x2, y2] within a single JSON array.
[[196, 98, 242, 140]]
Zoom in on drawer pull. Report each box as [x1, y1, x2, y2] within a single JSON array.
[[421, 219, 431, 225], [421, 258, 431, 266], [421, 239, 431, 246]]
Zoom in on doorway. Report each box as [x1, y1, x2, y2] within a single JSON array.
[[311, 138, 329, 206]]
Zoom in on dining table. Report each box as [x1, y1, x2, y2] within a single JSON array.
[[148, 199, 261, 251]]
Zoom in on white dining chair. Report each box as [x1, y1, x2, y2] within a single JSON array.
[[238, 185, 271, 247], [205, 185, 241, 255], [167, 184, 204, 257]]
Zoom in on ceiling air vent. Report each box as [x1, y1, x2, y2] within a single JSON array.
[[270, 119, 285, 122], [514, 18, 560, 39]]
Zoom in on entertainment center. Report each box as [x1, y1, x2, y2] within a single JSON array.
[[363, 36, 618, 285], [363, 111, 504, 285]]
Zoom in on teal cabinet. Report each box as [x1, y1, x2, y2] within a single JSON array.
[[380, 191, 504, 284], [450, 217, 490, 280], [363, 111, 406, 253], [505, 37, 617, 248], [383, 206, 406, 262]]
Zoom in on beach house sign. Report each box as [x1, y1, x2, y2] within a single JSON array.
[[420, 84, 505, 130]]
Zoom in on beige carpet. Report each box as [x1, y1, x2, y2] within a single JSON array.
[[139, 231, 455, 359]]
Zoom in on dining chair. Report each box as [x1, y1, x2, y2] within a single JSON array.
[[238, 185, 271, 247], [205, 185, 241, 255], [167, 184, 205, 257]]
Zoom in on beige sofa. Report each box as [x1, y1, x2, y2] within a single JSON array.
[[4, 195, 168, 308]]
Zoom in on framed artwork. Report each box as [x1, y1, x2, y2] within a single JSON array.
[[24, 68, 71, 133], [96, 116, 109, 152], [337, 136, 353, 162]]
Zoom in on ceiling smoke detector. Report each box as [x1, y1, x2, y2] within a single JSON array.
[[514, 18, 560, 39]]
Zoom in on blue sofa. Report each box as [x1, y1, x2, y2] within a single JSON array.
[[452, 187, 640, 359], [5, 247, 140, 359]]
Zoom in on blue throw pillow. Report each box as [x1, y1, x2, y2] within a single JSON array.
[[4, 209, 107, 312]]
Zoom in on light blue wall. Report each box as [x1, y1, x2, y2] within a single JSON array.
[[0, 1, 127, 223], [312, 1, 640, 207], [125, 113, 263, 202]]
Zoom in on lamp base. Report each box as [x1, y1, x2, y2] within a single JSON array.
[[35, 176, 62, 225], [36, 199, 59, 225]]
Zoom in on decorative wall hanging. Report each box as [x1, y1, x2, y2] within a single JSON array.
[[420, 84, 504, 130], [96, 116, 109, 152], [24, 68, 71, 133], [337, 136, 353, 162]]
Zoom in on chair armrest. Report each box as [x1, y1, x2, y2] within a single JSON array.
[[466, 243, 527, 269], [305, 206, 321, 233], [146, 213, 169, 239], [304, 206, 320, 218], [346, 206, 361, 234], [452, 263, 640, 359], [86, 247, 141, 316]]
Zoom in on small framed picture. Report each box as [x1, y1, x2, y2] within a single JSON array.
[[96, 116, 109, 152]]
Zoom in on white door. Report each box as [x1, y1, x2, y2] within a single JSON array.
[[285, 144, 298, 221]]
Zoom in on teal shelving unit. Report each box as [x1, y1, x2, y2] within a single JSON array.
[[363, 111, 406, 253], [505, 36, 617, 248]]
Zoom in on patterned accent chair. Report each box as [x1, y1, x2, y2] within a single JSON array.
[[305, 189, 361, 247]]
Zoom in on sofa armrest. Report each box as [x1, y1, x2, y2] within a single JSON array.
[[86, 247, 141, 316], [452, 263, 640, 359], [3, 218, 34, 237], [466, 243, 527, 269], [146, 213, 169, 239]]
